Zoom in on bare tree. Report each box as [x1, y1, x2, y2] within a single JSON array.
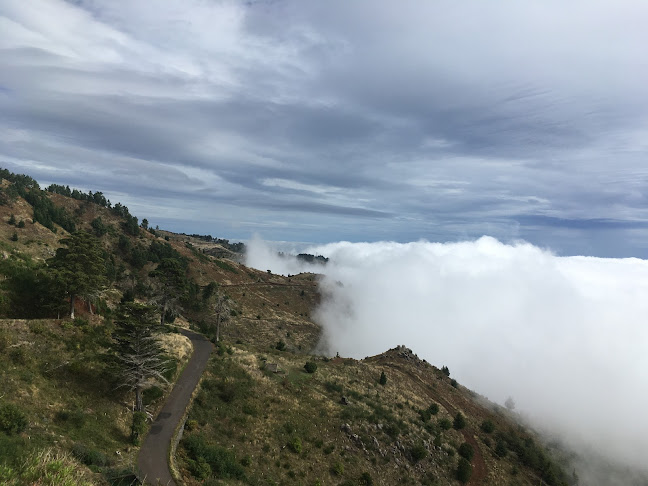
[[112, 302, 168, 412], [213, 293, 231, 342]]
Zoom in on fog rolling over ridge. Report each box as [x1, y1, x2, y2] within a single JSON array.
[[246, 236, 648, 477]]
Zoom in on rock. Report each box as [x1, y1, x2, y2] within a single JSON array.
[[341, 423, 352, 434]]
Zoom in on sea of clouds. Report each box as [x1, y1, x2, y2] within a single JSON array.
[[245, 236, 648, 480]]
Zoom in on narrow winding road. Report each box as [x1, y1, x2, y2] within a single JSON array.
[[137, 328, 213, 486]]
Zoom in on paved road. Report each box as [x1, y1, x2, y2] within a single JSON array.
[[137, 328, 213, 485]]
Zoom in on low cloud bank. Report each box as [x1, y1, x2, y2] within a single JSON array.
[[246, 236, 648, 474]]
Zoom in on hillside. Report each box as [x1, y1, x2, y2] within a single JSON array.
[[0, 169, 577, 485]]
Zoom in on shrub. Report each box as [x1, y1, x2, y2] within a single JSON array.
[[71, 443, 110, 466], [275, 340, 286, 351], [453, 412, 466, 430], [441, 366, 450, 376], [438, 418, 452, 431], [330, 462, 344, 476], [450, 379, 458, 388], [143, 386, 164, 405], [191, 457, 212, 480], [0, 403, 27, 435], [304, 361, 318, 374], [457, 457, 472, 483], [495, 439, 507, 458], [130, 411, 147, 445], [458, 442, 474, 461], [55, 408, 86, 428], [324, 381, 344, 394], [379, 371, 387, 386], [480, 419, 495, 433], [410, 442, 428, 462], [428, 403, 439, 415], [359, 472, 374, 485], [182, 434, 245, 480], [288, 437, 302, 453]]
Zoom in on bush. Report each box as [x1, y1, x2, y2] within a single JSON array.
[[410, 442, 428, 462], [428, 403, 439, 415], [453, 412, 466, 430], [130, 411, 147, 445], [55, 408, 86, 428], [480, 419, 495, 433], [458, 442, 474, 461], [182, 434, 245, 480], [330, 462, 344, 476], [71, 443, 110, 466], [143, 386, 164, 405], [275, 340, 286, 351], [379, 371, 387, 386], [288, 436, 302, 453], [457, 457, 472, 483], [450, 379, 458, 388], [359, 472, 374, 485], [438, 418, 452, 431], [0, 403, 27, 435], [441, 366, 450, 376], [495, 439, 507, 458], [304, 361, 318, 374]]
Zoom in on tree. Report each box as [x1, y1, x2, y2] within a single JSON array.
[[47, 231, 107, 318], [141, 218, 148, 230], [149, 258, 187, 326], [379, 371, 387, 386], [112, 302, 168, 412], [505, 396, 515, 411], [453, 412, 466, 430], [211, 292, 230, 342], [457, 457, 472, 483]]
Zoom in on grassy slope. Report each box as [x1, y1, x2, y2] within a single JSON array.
[[0, 180, 576, 485]]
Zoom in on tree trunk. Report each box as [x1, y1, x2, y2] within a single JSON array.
[[69, 294, 76, 319], [160, 299, 167, 326], [135, 386, 143, 412], [88, 298, 93, 315], [216, 319, 220, 342]]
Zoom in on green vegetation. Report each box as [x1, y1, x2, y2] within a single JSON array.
[[0, 168, 580, 486], [304, 361, 318, 373], [453, 412, 466, 430], [379, 370, 387, 385], [481, 419, 495, 433], [457, 457, 472, 483], [0, 404, 27, 435], [48, 231, 107, 318]]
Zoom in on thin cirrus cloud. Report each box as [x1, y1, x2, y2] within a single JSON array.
[[1, 0, 648, 255]]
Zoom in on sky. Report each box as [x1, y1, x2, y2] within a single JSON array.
[[2, 0, 648, 257]]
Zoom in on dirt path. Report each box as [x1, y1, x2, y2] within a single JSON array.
[[137, 328, 213, 486]]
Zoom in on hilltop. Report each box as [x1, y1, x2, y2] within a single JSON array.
[[0, 168, 577, 485]]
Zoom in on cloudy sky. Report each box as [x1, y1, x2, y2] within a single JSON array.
[[2, 0, 648, 256]]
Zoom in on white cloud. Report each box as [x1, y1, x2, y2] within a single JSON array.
[[247, 236, 648, 475]]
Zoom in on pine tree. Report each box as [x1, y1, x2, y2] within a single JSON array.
[[48, 231, 106, 318], [149, 258, 187, 326], [379, 371, 387, 386], [112, 302, 168, 412]]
